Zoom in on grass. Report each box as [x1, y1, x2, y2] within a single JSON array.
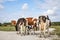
[[50, 26, 60, 36], [0, 25, 60, 36], [0, 26, 15, 31]]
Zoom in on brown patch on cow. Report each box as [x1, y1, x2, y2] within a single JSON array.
[[26, 17, 33, 25]]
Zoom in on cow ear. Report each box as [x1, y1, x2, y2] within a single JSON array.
[[38, 19, 40, 23], [39, 16, 41, 19]]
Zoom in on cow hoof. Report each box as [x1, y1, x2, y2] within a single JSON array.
[[20, 34, 22, 36], [17, 33, 20, 35], [39, 35, 42, 38], [48, 35, 50, 37]]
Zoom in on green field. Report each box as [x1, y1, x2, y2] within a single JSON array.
[[51, 26, 60, 36], [0, 26, 60, 36], [0, 26, 15, 31]]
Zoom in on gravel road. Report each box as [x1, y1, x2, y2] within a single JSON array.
[[0, 28, 59, 40]]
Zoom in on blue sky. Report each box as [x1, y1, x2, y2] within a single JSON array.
[[0, 0, 60, 23]]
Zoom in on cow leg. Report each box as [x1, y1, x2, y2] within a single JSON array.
[[43, 24, 46, 38], [23, 26, 26, 36], [33, 28, 35, 35], [26, 27, 29, 35], [31, 27, 35, 35], [20, 25, 23, 36], [24, 26, 26, 35], [17, 26, 21, 34], [38, 25, 43, 37], [29, 29, 32, 35], [43, 30, 46, 38], [31, 29, 34, 35], [47, 27, 50, 37], [19, 28, 21, 34], [39, 24, 42, 37], [25, 27, 28, 35]]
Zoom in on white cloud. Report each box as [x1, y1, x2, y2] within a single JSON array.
[[0, 0, 4, 3], [22, 3, 28, 10], [34, 0, 60, 10], [0, 0, 16, 3], [34, 0, 60, 16], [7, 0, 16, 2], [43, 7, 57, 15], [47, 10, 54, 15], [0, 0, 16, 10], [0, 4, 4, 9]]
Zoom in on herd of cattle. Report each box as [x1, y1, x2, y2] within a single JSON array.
[[15, 15, 51, 37]]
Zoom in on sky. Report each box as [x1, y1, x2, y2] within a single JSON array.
[[0, 0, 60, 23]]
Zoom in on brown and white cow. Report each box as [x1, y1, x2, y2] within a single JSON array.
[[15, 17, 38, 35], [26, 17, 38, 35]]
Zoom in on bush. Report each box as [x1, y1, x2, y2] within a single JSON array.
[[0, 23, 2, 26], [3, 22, 11, 26], [51, 22, 60, 26]]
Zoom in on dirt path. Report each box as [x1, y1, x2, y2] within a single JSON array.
[[0, 31, 59, 40]]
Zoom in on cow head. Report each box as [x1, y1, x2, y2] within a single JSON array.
[[39, 16, 46, 23]]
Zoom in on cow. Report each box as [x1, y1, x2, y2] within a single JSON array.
[[26, 17, 38, 35], [15, 17, 38, 35], [15, 18, 26, 35], [38, 15, 51, 37]]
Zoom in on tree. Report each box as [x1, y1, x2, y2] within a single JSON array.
[[0, 23, 2, 26]]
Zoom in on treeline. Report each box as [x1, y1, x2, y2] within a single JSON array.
[[0, 22, 60, 26], [51, 22, 60, 26], [0, 22, 11, 26]]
